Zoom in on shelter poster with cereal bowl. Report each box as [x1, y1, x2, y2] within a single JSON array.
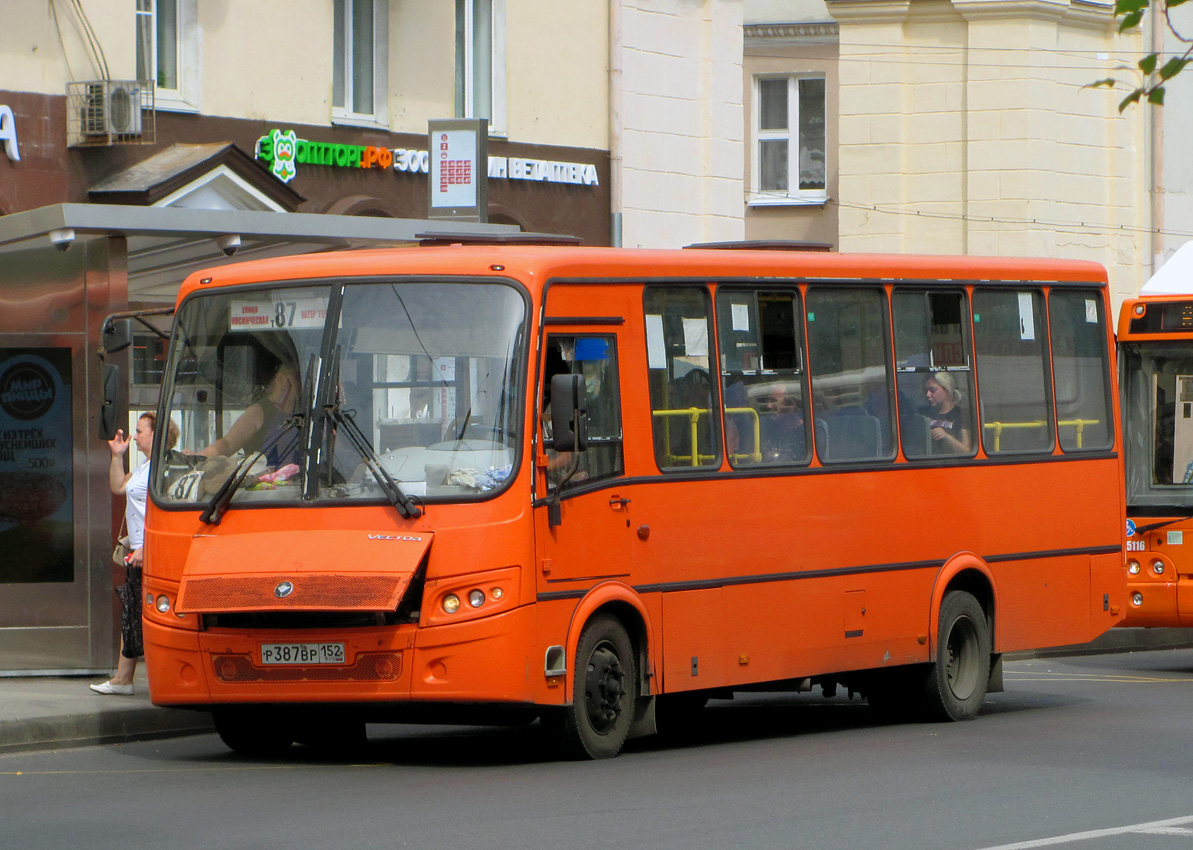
[[0, 348, 73, 583]]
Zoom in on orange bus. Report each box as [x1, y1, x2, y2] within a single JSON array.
[[131, 243, 1125, 759], [1118, 294, 1193, 626]]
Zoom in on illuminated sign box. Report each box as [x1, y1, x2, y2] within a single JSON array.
[[427, 119, 487, 222]]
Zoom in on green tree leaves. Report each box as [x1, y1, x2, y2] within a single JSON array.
[[1093, 1, 1193, 111]]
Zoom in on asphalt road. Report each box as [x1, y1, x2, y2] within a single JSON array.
[[3, 649, 1193, 850]]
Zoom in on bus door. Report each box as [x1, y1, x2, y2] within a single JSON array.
[[533, 327, 634, 588]]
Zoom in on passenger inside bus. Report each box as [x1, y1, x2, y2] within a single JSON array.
[[758, 381, 805, 463], [197, 357, 303, 465], [922, 371, 972, 454]]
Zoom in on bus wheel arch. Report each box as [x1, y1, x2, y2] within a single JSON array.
[[926, 557, 996, 721], [547, 585, 654, 758], [563, 584, 653, 707], [931, 555, 997, 656]]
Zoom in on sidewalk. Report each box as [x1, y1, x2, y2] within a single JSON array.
[[0, 667, 213, 755], [2, 628, 1192, 755]]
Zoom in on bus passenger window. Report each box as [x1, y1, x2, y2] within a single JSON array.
[[716, 288, 809, 466], [893, 290, 975, 458], [542, 335, 623, 489], [805, 287, 895, 463], [645, 287, 720, 470], [1049, 290, 1113, 452], [973, 290, 1054, 454]]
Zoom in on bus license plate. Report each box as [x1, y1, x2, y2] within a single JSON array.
[[260, 642, 346, 665]]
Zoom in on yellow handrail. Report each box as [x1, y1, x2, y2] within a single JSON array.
[[982, 419, 1100, 451], [725, 407, 763, 464], [651, 407, 763, 466]]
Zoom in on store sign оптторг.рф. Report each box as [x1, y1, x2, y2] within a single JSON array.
[[254, 129, 598, 187]]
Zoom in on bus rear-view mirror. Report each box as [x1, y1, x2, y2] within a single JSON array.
[[550, 373, 588, 452], [102, 317, 133, 355], [99, 363, 125, 440]]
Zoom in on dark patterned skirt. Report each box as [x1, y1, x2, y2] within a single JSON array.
[[115, 566, 143, 659]]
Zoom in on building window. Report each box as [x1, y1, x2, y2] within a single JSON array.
[[136, 0, 198, 110], [333, 0, 389, 124], [751, 75, 826, 205], [455, 0, 506, 135]]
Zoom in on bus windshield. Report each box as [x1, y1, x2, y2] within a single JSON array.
[[1121, 341, 1193, 510], [153, 280, 526, 508]]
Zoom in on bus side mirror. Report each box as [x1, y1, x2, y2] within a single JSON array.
[[550, 374, 588, 452], [99, 363, 125, 440], [101, 318, 132, 355]]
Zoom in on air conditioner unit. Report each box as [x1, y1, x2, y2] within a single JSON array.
[[81, 81, 143, 137]]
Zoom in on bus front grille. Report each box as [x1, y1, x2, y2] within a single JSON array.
[[180, 574, 409, 612], [211, 651, 402, 683]]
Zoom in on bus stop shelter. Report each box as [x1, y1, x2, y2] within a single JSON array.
[[0, 203, 518, 675]]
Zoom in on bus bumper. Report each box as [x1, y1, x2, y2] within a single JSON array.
[[143, 604, 539, 708], [1121, 578, 1180, 627]]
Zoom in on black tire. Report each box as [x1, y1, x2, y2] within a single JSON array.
[[921, 591, 991, 721], [554, 614, 637, 759], [213, 709, 295, 758]]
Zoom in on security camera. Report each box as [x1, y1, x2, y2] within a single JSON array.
[[49, 228, 75, 252], [216, 234, 241, 257]]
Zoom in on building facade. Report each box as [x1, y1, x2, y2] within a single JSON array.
[[0, 0, 613, 673], [1, 1, 612, 240]]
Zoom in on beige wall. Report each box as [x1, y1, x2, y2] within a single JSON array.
[[202, 2, 337, 124], [827, 0, 1150, 307], [506, 2, 608, 148], [4, 1, 136, 87], [3, 1, 608, 151], [617, 0, 745, 248]]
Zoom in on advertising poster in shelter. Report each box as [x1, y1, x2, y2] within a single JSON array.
[[0, 348, 74, 582]]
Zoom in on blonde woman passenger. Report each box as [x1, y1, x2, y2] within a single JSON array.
[[923, 371, 972, 454]]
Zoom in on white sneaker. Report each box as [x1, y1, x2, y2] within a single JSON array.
[[89, 681, 134, 696]]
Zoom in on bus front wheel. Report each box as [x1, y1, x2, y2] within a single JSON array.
[[922, 590, 991, 721], [551, 614, 637, 759]]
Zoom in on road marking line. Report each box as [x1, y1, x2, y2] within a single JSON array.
[[0, 763, 381, 776], [972, 814, 1193, 849], [1006, 672, 1193, 683]]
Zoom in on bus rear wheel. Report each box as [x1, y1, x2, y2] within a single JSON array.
[[553, 614, 637, 760], [922, 590, 991, 721], [213, 708, 295, 758]]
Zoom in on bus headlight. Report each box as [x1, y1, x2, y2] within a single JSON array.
[[1152, 559, 1166, 575], [491, 587, 504, 600], [155, 595, 171, 613], [468, 589, 486, 608], [1128, 560, 1141, 575], [442, 594, 461, 614], [1132, 592, 1144, 606]]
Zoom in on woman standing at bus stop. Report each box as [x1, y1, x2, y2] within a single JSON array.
[[90, 412, 176, 696]]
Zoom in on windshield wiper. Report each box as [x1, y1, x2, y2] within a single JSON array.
[[199, 412, 304, 525], [322, 346, 422, 519], [329, 404, 423, 520], [1133, 514, 1193, 535]]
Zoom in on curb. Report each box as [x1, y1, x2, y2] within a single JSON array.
[[0, 708, 214, 755]]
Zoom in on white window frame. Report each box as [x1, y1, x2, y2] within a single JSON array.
[[332, 0, 389, 127], [136, 0, 199, 113], [457, 0, 506, 137], [749, 74, 827, 207]]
